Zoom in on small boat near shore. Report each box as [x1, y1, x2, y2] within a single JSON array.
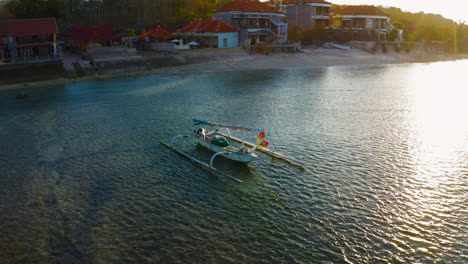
[[161, 119, 304, 182]]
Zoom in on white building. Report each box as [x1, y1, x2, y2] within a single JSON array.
[[333, 5, 395, 40], [175, 19, 240, 49], [212, 0, 288, 45]]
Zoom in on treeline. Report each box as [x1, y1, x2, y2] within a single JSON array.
[[333, 4, 465, 43], [329, 5, 468, 52], [378, 6, 458, 42], [1, 0, 231, 29], [378, 6, 468, 52]]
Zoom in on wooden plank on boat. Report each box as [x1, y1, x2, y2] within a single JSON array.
[[218, 134, 305, 166], [160, 140, 243, 183]]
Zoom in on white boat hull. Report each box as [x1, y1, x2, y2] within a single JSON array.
[[195, 137, 257, 163]]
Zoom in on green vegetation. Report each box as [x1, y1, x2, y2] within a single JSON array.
[[382, 6, 468, 53], [388, 29, 399, 41], [180, 0, 231, 21], [0, 1, 13, 19], [331, 4, 468, 53], [124, 29, 136, 37], [2, 1, 468, 53], [1, 0, 231, 28], [379, 7, 456, 42], [4, 0, 58, 19], [333, 5, 462, 42], [287, 26, 299, 42]]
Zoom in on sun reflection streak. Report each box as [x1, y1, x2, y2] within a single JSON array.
[[391, 61, 468, 255], [409, 61, 468, 172]]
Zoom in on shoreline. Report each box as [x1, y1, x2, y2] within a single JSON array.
[[1, 48, 467, 92]]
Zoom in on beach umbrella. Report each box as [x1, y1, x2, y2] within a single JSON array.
[[187, 41, 200, 46], [170, 39, 181, 43]]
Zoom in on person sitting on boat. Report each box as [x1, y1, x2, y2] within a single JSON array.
[[196, 128, 211, 141]]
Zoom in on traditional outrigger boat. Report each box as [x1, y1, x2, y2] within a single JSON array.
[[160, 119, 304, 182]]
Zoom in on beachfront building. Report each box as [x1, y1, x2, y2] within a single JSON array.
[[332, 6, 393, 41], [0, 39, 6, 63], [175, 19, 239, 49], [63, 24, 120, 51], [265, 0, 287, 11], [284, 0, 332, 31], [0, 18, 59, 63], [212, 0, 288, 46]]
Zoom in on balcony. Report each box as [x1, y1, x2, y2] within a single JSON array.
[[231, 18, 277, 31], [16, 34, 54, 45]]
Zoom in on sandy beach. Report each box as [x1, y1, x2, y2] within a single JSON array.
[[1, 47, 466, 91]]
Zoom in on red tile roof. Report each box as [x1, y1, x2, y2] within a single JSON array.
[[150, 23, 171, 32], [139, 26, 172, 39], [201, 19, 239, 33], [139, 30, 151, 38], [282, 0, 331, 5], [179, 20, 206, 33], [0, 21, 8, 37], [0, 18, 58, 37], [178, 19, 239, 33], [152, 26, 172, 38], [216, 0, 282, 14], [63, 27, 95, 42], [93, 24, 120, 41], [64, 25, 119, 42], [333, 5, 388, 16]]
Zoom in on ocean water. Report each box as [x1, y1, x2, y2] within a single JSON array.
[[0, 61, 467, 263]]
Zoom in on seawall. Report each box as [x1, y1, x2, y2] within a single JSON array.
[[0, 60, 65, 85]]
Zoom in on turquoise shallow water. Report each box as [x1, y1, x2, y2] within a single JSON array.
[[0, 61, 467, 263]]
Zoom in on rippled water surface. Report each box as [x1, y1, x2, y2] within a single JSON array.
[[1, 61, 467, 263]]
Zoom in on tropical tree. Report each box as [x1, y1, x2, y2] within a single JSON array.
[[6, 0, 58, 19], [389, 29, 399, 41]]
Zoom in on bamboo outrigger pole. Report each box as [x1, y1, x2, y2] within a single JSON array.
[[218, 133, 305, 166], [160, 140, 243, 183]]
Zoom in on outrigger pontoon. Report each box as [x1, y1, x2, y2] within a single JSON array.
[[160, 119, 304, 182]]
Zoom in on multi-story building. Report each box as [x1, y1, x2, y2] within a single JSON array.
[[212, 0, 288, 45], [0, 18, 59, 63], [332, 6, 393, 40], [283, 0, 332, 31], [264, 0, 286, 11]]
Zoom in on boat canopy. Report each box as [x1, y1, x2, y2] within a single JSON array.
[[193, 119, 264, 132]]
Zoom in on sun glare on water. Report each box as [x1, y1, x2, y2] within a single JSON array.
[[382, 61, 468, 257], [409, 61, 468, 161], [405, 60, 468, 205]]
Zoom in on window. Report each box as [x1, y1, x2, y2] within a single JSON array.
[[17, 36, 33, 44], [18, 47, 33, 57], [223, 38, 228, 48], [316, 7, 329, 16]]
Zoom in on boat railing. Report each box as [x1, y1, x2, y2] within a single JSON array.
[[170, 135, 193, 147], [215, 128, 231, 138], [210, 152, 233, 168]]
